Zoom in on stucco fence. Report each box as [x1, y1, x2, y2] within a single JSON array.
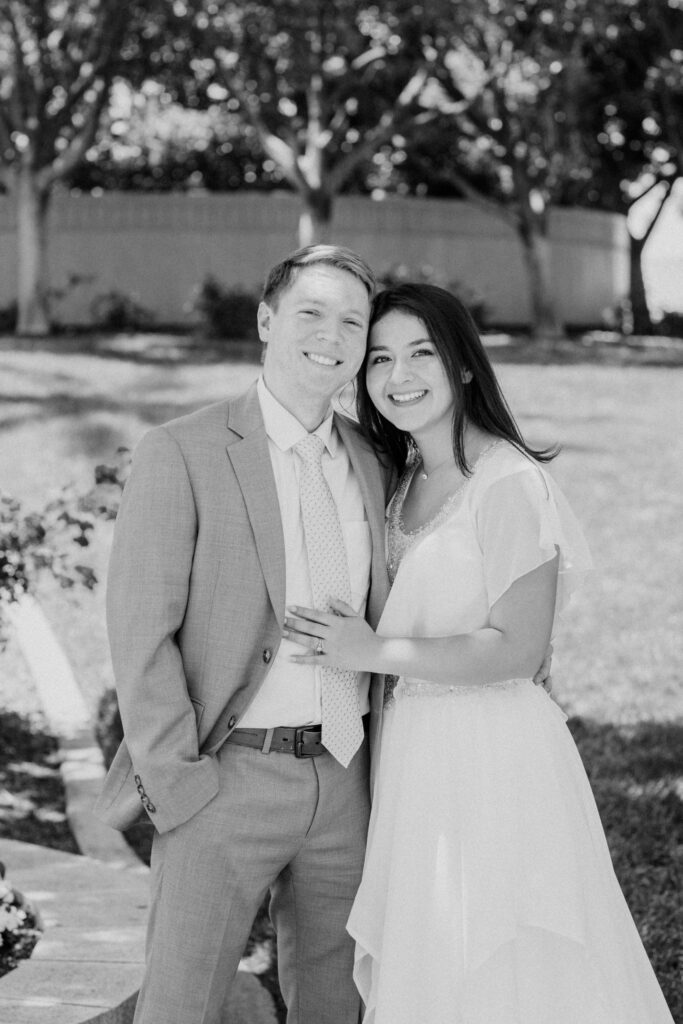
[[0, 191, 629, 329]]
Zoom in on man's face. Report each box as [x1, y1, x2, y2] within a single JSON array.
[[259, 264, 371, 418]]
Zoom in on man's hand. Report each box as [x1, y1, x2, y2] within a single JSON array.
[[533, 643, 553, 693]]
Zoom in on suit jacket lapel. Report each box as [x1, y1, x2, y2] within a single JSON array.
[[226, 385, 286, 621], [335, 414, 390, 628]]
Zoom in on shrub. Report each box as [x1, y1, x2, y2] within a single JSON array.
[[90, 290, 155, 332], [190, 277, 259, 340], [0, 302, 17, 334], [656, 310, 683, 338], [377, 262, 489, 329], [0, 861, 42, 978], [0, 490, 97, 646]]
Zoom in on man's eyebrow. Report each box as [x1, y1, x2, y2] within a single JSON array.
[[295, 295, 368, 318]]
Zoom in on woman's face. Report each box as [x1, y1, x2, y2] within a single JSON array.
[[365, 310, 455, 436]]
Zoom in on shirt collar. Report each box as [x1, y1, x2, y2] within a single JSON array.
[[257, 376, 338, 456]]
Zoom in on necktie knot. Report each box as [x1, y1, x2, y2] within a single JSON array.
[[295, 434, 326, 465]]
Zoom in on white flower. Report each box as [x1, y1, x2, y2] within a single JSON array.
[[0, 904, 22, 934]]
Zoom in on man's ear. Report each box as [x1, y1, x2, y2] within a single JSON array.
[[257, 301, 272, 343], [461, 369, 473, 384]]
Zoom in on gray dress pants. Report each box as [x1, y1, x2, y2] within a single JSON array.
[[133, 736, 371, 1024]]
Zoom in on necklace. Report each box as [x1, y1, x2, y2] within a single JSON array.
[[417, 456, 452, 481]]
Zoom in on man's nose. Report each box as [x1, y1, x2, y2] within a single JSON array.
[[316, 318, 341, 344]]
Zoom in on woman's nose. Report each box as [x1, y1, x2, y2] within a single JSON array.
[[388, 358, 413, 384]]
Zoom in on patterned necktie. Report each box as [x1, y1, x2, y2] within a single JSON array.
[[295, 434, 364, 767]]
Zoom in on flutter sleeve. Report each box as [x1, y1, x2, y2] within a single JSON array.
[[475, 461, 593, 635]]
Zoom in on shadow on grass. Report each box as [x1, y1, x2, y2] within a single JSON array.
[[0, 710, 78, 854], [568, 716, 683, 1019], [0, 333, 262, 367]]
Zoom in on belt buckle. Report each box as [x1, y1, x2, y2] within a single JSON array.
[[294, 726, 321, 758]]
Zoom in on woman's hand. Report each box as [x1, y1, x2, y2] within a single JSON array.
[[283, 598, 381, 672]]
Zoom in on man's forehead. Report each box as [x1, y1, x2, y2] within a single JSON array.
[[288, 264, 371, 299]]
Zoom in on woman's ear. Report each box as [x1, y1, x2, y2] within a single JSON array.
[[461, 369, 473, 384]]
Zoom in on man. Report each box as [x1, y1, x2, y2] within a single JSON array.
[[95, 245, 390, 1024]]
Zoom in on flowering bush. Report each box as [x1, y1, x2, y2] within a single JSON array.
[[0, 488, 98, 647], [0, 861, 42, 978]]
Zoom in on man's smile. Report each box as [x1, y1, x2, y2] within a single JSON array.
[[304, 351, 343, 367]]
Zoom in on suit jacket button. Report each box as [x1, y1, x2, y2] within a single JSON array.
[[262, 648, 272, 664], [228, 715, 237, 729]]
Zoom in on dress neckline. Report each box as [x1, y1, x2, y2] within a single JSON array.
[[386, 439, 506, 585], [394, 439, 506, 538]]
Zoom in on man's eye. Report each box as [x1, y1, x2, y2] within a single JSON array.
[[344, 319, 364, 329], [300, 309, 319, 316]]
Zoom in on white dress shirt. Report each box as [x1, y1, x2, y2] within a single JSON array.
[[239, 377, 372, 728]]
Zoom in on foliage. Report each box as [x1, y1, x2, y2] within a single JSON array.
[[0, 1, 167, 333], [0, 491, 97, 646], [0, 860, 42, 978], [656, 310, 683, 337], [68, 82, 278, 192], [127, 0, 439, 241], [89, 290, 155, 332], [377, 262, 489, 329], [0, 303, 17, 334], [189, 277, 260, 340]]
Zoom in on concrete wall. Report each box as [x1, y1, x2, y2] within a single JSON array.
[[0, 191, 629, 327]]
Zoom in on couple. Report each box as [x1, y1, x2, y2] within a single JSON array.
[[95, 245, 673, 1024]]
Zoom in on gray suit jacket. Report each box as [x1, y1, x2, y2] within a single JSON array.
[[94, 383, 392, 835]]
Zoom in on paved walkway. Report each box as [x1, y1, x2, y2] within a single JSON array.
[[2, 596, 277, 1024]]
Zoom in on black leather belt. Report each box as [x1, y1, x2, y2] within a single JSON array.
[[226, 724, 325, 758], [226, 715, 369, 758]]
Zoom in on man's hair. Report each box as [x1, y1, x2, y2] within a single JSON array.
[[261, 245, 376, 308]]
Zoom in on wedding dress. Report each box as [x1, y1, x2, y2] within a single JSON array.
[[347, 441, 674, 1024]]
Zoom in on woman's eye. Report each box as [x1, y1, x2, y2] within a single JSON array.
[[369, 354, 390, 365], [413, 347, 434, 357]]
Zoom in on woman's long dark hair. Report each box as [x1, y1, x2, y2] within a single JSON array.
[[357, 283, 558, 475]]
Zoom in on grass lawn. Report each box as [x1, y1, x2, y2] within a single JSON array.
[[1, 332, 682, 1019]]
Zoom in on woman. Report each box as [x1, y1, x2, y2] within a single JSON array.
[[283, 284, 674, 1024]]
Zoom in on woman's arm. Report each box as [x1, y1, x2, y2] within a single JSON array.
[[284, 552, 559, 687]]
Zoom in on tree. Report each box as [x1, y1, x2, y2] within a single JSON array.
[[409, 0, 606, 339], [0, 1, 150, 335], [173, 0, 437, 245], [580, 0, 683, 332]]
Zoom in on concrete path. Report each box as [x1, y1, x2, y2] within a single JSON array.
[[7, 595, 140, 870]]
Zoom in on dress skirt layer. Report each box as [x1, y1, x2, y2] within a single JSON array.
[[348, 680, 675, 1024]]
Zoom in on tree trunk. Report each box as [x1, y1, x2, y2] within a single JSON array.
[[517, 219, 564, 340], [629, 233, 652, 335], [16, 165, 51, 337], [298, 189, 333, 247]]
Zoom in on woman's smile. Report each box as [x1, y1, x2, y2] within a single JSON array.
[[388, 389, 428, 405]]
